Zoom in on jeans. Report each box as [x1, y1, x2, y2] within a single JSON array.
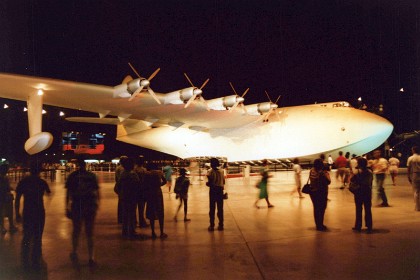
[[376, 173, 388, 205]]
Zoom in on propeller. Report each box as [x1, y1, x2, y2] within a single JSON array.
[[229, 82, 249, 113], [263, 91, 281, 122], [127, 62, 161, 103], [183, 73, 210, 110]]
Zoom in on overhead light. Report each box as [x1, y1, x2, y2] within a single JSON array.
[[37, 89, 44, 95], [357, 97, 362, 102], [42, 109, 47, 114], [59, 111, 65, 116], [400, 88, 404, 92], [3, 104, 8, 109], [23, 107, 28, 112]]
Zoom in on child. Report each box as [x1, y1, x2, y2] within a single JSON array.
[[174, 168, 191, 222]]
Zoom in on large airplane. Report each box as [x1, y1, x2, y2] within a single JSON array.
[[0, 68, 393, 162]]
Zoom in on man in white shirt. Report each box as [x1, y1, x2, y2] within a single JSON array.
[[388, 155, 400, 186], [407, 146, 420, 211], [372, 150, 389, 207]]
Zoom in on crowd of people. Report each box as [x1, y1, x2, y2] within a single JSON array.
[[289, 147, 419, 232], [0, 146, 419, 272]]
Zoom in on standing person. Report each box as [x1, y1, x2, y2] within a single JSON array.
[[255, 160, 274, 208], [145, 163, 167, 239], [335, 151, 348, 189], [291, 158, 304, 198], [222, 162, 228, 179], [327, 155, 334, 170], [134, 156, 148, 228], [15, 162, 51, 270], [350, 157, 373, 233], [0, 164, 17, 235], [114, 156, 128, 224], [65, 158, 100, 266], [173, 168, 191, 222], [372, 149, 389, 207], [116, 157, 141, 239], [254, 160, 274, 208], [207, 158, 225, 231], [407, 146, 420, 211], [163, 162, 173, 193], [388, 155, 400, 186], [349, 154, 359, 175], [309, 158, 331, 231]]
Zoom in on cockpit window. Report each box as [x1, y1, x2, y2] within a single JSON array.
[[332, 102, 351, 108]]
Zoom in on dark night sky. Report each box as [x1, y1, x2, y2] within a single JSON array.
[[0, 0, 419, 163]]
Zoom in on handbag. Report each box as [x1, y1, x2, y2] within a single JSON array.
[[301, 176, 311, 194]]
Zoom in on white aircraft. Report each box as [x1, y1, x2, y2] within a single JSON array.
[[0, 69, 393, 162]]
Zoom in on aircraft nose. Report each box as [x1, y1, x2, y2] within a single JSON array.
[[367, 113, 394, 140]]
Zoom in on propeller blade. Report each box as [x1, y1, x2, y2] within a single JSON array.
[[242, 88, 250, 97], [229, 82, 238, 96], [229, 101, 239, 112], [128, 62, 142, 78], [148, 68, 160, 81], [275, 95, 281, 104], [184, 73, 195, 87], [265, 90, 272, 103], [184, 94, 197, 108], [200, 78, 210, 90], [263, 108, 273, 122], [128, 85, 144, 101], [199, 96, 210, 111], [148, 87, 161, 104], [240, 103, 247, 114]]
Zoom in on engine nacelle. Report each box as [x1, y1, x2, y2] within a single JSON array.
[[127, 78, 142, 93], [222, 95, 238, 108], [257, 102, 273, 114], [245, 102, 278, 115], [24, 132, 53, 155], [113, 83, 131, 98], [179, 87, 195, 102]]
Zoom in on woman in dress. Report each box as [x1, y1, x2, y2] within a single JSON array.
[[254, 160, 274, 208], [145, 163, 167, 239]]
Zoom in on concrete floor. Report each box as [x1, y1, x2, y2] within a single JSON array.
[[0, 169, 419, 280]]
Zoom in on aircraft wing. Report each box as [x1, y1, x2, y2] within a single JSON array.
[[0, 73, 260, 130]]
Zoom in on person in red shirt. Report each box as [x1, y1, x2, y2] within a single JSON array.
[[335, 151, 349, 189]]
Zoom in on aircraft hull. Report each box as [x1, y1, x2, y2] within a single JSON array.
[[116, 104, 393, 161]]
